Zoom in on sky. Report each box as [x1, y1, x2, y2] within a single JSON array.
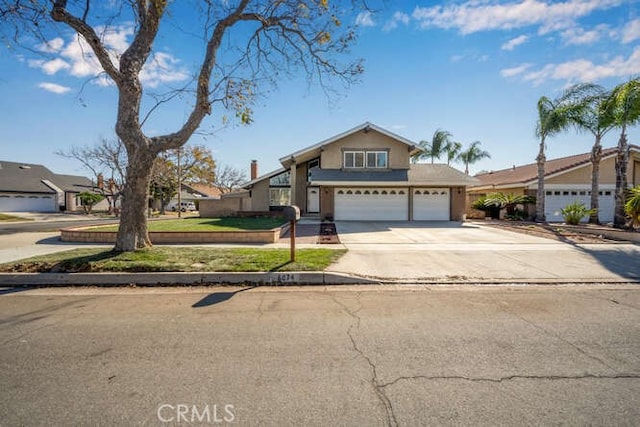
[[1, 0, 640, 181]]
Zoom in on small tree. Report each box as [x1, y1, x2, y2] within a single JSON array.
[[5, 1, 364, 251], [625, 185, 640, 229], [56, 138, 126, 215], [77, 191, 104, 214], [215, 164, 248, 194]]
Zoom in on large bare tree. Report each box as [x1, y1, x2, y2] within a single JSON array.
[[2, 0, 363, 250]]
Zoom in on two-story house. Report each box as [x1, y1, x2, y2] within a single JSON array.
[[202, 123, 478, 221]]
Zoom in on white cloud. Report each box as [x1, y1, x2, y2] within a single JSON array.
[[29, 24, 188, 89], [37, 37, 65, 53], [383, 11, 410, 32], [412, 0, 621, 35], [355, 11, 375, 27], [500, 63, 532, 77], [521, 46, 640, 85], [451, 53, 489, 63], [622, 18, 640, 43], [501, 35, 528, 50], [38, 82, 71, 94], [561, 25, 607, 45]]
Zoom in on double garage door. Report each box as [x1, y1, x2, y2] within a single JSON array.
[[545, 188, 614, 223], [0, 194, 57, 212], [334, 187, 450, 221]]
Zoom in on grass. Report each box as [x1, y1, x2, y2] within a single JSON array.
[[89, 217, 286, 232], [0, 213, 32, 222], [0, 247, 346, 273]]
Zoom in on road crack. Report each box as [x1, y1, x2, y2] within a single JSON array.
[[379, 372, 640, 388], [330, 292, 398, 427]]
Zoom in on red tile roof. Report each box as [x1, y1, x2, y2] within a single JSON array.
[[472, 145, 638, 189]]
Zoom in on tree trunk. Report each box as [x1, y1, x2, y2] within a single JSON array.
[[114, 148, 156, 251], [589, 137, 602, 224], [535, 138, 546, 222], [613, 126, 629, 228]]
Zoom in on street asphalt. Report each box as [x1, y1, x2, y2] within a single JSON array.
[[0, 285, 638, 426]]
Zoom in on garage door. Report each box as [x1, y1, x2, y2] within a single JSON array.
[[0, 194, 57, 212], [335, 188, 408, 220], [545, 189, 614, 223], [413, 188, 450, 220]]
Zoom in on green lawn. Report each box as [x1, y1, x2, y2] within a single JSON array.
[[0, 247, 346, 273], [90, 217, 286, 232], [0, 213, 31, 222]]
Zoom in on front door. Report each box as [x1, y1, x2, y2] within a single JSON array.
[[307, 187, 320, 213]]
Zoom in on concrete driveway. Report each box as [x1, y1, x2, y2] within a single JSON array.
[[328, 221, 640, 282]]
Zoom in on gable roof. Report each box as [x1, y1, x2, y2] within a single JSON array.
[[182, 183, 223, 198], [0, 161, 93, 194], [408, 164, 480, 186], [278, 122, 421, 168], [471, 145, 640, 190]]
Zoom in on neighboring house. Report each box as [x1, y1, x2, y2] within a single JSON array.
[[0, 160, 99, 212], [202, 123, 478, 221], [467, 145, 640, 222]]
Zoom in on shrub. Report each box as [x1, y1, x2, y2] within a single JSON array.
[[625, 185, 640, 229], [77, 192, 105, 214], [560, 201, 596, 225], [472, 193, 535, 220]]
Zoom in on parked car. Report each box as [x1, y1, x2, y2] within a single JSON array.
[[169, 201, 197, 212]]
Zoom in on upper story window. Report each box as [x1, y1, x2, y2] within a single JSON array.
[[344, 150, 388, 169]]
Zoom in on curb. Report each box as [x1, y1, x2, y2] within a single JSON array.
[[0, 272, 638, 287], [0, 272, 380, 287]]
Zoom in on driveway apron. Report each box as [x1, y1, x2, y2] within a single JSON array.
[[327, 221, 640, 282]]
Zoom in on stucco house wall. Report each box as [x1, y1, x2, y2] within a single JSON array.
[[250, 179, 270, 211], [320, 132, 411, 170]]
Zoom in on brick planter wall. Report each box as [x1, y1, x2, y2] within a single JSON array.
[[60, 223, 289, 244]]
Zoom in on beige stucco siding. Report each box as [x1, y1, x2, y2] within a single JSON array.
[[450, 186, 466, 221], [320, 186, 334, 220], [320, 131, 411, 169], [634, 160, 640, 186], [546, 156, 618, 185], [294, 163, 307, 212], [250, 179, 270, 211]]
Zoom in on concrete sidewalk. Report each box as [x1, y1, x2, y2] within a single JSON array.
[[1, 220, 639, 286]]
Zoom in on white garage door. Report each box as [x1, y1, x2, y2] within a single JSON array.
[[413, 188, 450, 220], [545, 189, 614, 223], [0, 194, 57, 212], [335, 188, 408, 220]]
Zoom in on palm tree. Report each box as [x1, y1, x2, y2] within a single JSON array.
[[563, 83, 616, 224], [606, 78, 640, 228], [446, 141, 462, 165], [412, 129, 453, 163], [534, 91, 581, 222], [458, 141, 490, 174]]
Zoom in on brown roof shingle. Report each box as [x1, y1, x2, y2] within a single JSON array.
[[471, 145, 638, 189]]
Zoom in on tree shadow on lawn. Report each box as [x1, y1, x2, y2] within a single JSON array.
[[192, 287, 253, 308]]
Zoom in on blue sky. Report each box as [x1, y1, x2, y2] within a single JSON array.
[[1, 0, 640, 180]]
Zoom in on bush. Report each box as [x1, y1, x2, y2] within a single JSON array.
[[472, 193, 535, 220], [78, 192, 105, 214], [560, 201, 596, 225], [625, 185, 640, 229]]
